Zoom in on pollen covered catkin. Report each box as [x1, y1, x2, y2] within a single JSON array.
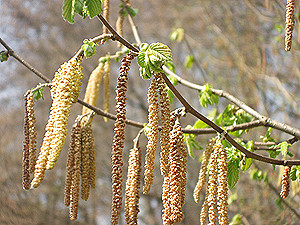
[[156, 72, 171, 177], [103, 0, 110, 34], [103, 60, 110, 122], [31, 57, 83, 188], [280, 166, 291, 199], [111, 54, 134, 225], [116, 9, 124, 48], [81, 125, 91, 201], [194, 137, 217, 203], [82, 62, 104, 115], [125, 146, 142, 225], [285, 0, 295, 51], [143, 77, 159, 195]]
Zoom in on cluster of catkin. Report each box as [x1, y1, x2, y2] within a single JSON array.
[[28, 56, 83, 189], [280, 166, 291, 199], [285, 0, 296, 51], [143, 72, 172, 194], [64, 115, 96, 220], [193, 138, 229, 225], [22, 90, 37, 190], [111, 54, 135, 225], [162, 110, 187, 225]]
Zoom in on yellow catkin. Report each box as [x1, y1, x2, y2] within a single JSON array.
[[82, 62, 104, 115], [143, 77, 160, 195], [162, 119, 187, 224], [22, 91, 31, 190], [31, 57, 83, 188], [280, 166, 291, 199], [103, 60, 110, 122], [207, 146, 219, 225], [64, 122, 81, 207], [156, 72, 171, 177], [102, 0, 110, 34], [111, 54, 134, 225], [25, 91, 37, 174], [81, 125, 91, 201], [285, 0, 295, 51], [116, 9, 125, 48], [216, 142, 229, 225], [194, 137, 217, 203], [200, 195, 209, 225], [125, 146, 142, 225]]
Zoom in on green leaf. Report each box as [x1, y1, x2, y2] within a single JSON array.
[[275, 198, 284, 210], [32, 87, 44, 100], [86, 0, 102, 18], [227, 160, 239, 189], [229, 214, 242, 225], [290, 166, 297, 181], [0, 51, 9, 62], [62, 0, 75, 23], [184, 55, 194, 69], [74, 0, 87, 18], [82, 40, 97, 58], [242, 158, 252, 172], [167, 89, 175, 104], [277, 141, 291, 156], [149, 43, 172, 62], [183, 132, 202, 158], [193, 119, 209, 129], [170, 28, 184, 42], [128, 6, 138, 17]]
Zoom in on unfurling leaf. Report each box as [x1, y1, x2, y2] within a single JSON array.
[[0, 51, 9, 62], [82, 40, 97, 58]]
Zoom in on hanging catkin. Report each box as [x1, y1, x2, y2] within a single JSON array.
[[156, 72, 171, 177], [207, 145, 219, 225], [64, 121, 82, 207], [285, 0, 295, 51], [81, 125, 91, 201], [216, 142, 228, 225], [25, 90, 37, 174], [103, 60, 110, 122], [82, 62, 104, 115], [143, 77, 160, 195], [103, 0, 110, 34], [125, 145, 142, 224], [162, 118, 187, 224], [31, 56, 83, 188], [111, 54, 134, 225], [280, 166, 291, 198], [194, 137, 217, 203], [200, 195, 209, 225], [116, 9, 125, 48], [86, 125, 96, 189]]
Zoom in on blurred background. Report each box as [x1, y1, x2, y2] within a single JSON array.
[[0, 0, 299, 224]]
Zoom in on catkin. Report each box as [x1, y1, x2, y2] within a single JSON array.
[[207, 147, 219, 225], [200, 195, 209, 225], [111, 54, 134, 225], [64, 122, 81, 207], [86, 125, 96, 189], [143, 77, 160, 195], [194, 137, 217, 203], [285, 0, 295, 51], [22, 92, 31, 190], [280, 166, 291, 199], [156, 72, 171, 177], [125, 146, 142, 225], [116, 9, 125, 48], [82, 62, 104, 115], [25, 91, 37, 173], [103, 60, 110, 122], [81, 125, 91, 201], [103, 0, 110, 34], [162, 119, 187, 224], [216, 142, 228, 225], [31, 57, 83, 188]]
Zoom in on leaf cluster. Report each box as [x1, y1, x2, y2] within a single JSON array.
[[137, 43, 172, 79], [63, 0, 102, 24], [198, 84, 219, 108], [82, 39, 98, 58]]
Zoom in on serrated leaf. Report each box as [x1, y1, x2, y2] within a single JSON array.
[[227, 160, 239, 189], [86, 0, 102, 18], [74, 0, 86, 17], [290, 166, 297, 181], [149, 43, 172, 62], [62, 0, 75, 23]]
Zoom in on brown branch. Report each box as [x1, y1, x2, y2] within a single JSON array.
[[162, 66, 300, 140]]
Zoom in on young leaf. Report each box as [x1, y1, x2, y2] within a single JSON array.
[[277, 141, 291, 156], [62, 0, 75, 23], [184, 55, 194, 69], [82, 40, 97, 58], [32, 87, 44, 100], [242, 158, 252, 172], [0, 51, 9, 62], [86, 0, 102, 18], [227, 160, 239, 189], [169, 28, 184, 42]]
